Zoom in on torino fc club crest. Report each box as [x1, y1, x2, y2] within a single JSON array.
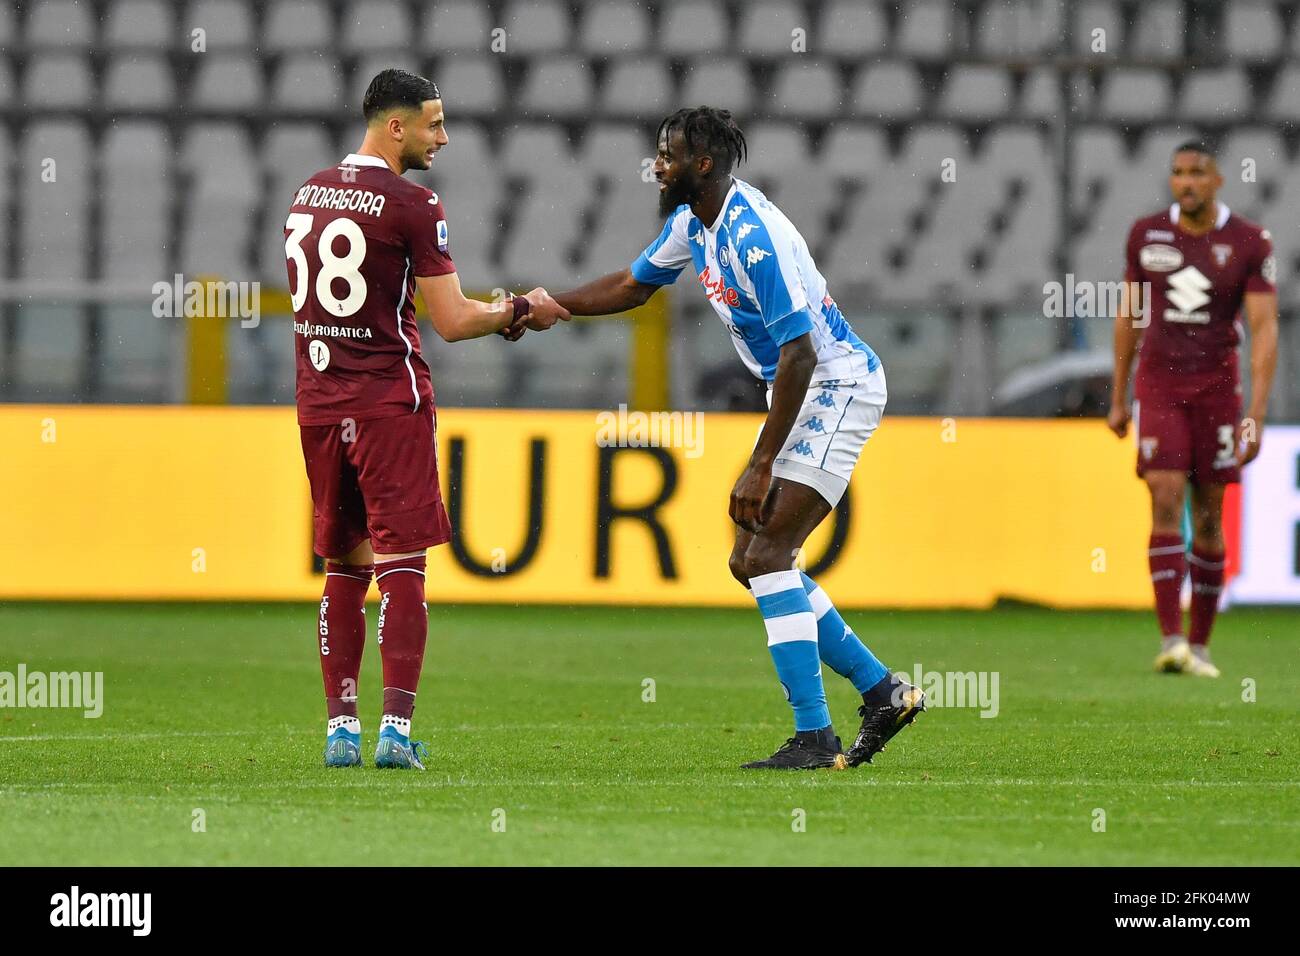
[[1212, 244, 1232, 267], [1141, 437, 1158, 461]]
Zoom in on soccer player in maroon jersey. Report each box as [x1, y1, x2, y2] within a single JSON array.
[[286, 70, 567, 768], [1108, 142, 1279, 678]]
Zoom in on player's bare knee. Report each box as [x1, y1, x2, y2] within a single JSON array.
[[727, 550, 751, 586], [742, 535, 797, 578]]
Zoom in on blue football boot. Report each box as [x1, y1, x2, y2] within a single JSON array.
[[373, 725, 428, 770], [323, 726, 362, 767]]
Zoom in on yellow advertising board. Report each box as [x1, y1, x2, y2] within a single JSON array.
[[0, 406, 1152, 607]]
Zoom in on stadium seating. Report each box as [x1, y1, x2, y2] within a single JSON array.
[[0, 0, 1297, 416]]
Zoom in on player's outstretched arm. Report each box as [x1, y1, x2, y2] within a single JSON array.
[[552, 268, 658, 317], [1108, 278, 1143, 438], [731, 333, 818, 532], [415, 273, 568, 342], [1240, 290, 1279, 465]]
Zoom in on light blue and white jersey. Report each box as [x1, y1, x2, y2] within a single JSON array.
[[630, 178, 879, 383]]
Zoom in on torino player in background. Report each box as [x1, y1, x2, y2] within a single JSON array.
[[1109, 142, 1279, 678], [286, 70, 565, 769]]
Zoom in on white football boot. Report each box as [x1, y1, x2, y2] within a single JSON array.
[[1154, 636, 1192, 673], [1184, 644, 1221, 678]]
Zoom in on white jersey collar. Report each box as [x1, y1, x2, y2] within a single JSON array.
[[341, 152, 390, 169], [1169, 201, 1230, 230]]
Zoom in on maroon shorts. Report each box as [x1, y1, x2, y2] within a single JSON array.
[[299, 405, 452, 557], [1134, 391, 1241, 485]]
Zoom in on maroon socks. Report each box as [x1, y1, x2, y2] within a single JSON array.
[[1148, 533, 1186, 638], [319, 562, 373, 719]]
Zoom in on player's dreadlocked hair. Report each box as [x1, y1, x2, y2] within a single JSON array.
[[657, 107, 748, 175], [362, 69, 441, 121]]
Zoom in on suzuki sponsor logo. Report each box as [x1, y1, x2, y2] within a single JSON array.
[[1164, 265, 1212, 322]]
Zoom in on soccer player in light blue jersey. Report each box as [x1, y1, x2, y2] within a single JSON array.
[[546, 107, 924, 769]]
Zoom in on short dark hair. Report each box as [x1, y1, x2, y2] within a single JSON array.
[[1173, 140, 1216, 160], [657, 106, 747, 175], [362, 69, 440, 122]]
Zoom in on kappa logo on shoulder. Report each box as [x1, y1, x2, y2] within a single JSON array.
[[728, 204, 748, 225], [735, 222, 758, 242], [744, 247, 771, 268]]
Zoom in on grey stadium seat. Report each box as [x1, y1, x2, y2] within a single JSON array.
[[1224, 2, 1283, 62], [1097, 69, 1172, 122], [819, 0, 887, 58], [419, 121, 500, 282], [104, 56, 176, 111], [20, 122, 91, 280], [520, 57, 596, 119], [1129, 0, 1184, 58], [424, 0, 492, 53], [737, 0, 806, 57], [767, 60, 843, 119], [976, 0, 1062, 56], [1265, 66, 1300, 123], [261, 125, 335, 283], [340, 0, 413, 52], [178, 123, 259, 277], [679, 59, 753, 115], [0, 4, 12, 48], [185, 0, 255, 50], [502, 0, 572, 54], [0, 56, 15, 108], [600, 58, 672, 118], [820, 124, 890, 180], [660, 1, 728, 56], [272, 54, 344, 113], [104, 0, 175, 50], [1217, 128, 1286, 224], [937, 65, 1013, 122], [743, 121, 811, 200], [432, 57, 505, 117], [264, 1, 334, 53], [579, 1, 651, 55], [25, 0, 95, 48], [100, 123, 174, 399], [1072, 1, 1121, 57], [190, 54, 264, 111], [850, 62, 924, 119], [977, 126, 1060, 302], [580, 124, 655, 273], [895, 1, 954, 58], [1019, 67, 1094, 120], [1179, 67, 1252, 123], [23, 54, 94, 109]]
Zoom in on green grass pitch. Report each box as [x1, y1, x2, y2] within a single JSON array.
[[0, 602, 1296, 866]]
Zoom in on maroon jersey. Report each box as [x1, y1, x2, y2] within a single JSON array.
[[1125, 203, 1275, 402], [286, 152, 455, 425]]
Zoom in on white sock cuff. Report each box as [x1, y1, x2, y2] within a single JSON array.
[[328, 715, 360, 734], [380, 714, 412, 736], [763, 611, 818, 647], [749, 569, 804, 598], [805, 585, 833, 620]]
